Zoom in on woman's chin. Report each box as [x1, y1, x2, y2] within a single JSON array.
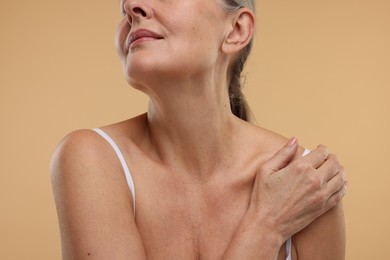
[[124, 62, 189, 87], [124, 67, 165, 90]]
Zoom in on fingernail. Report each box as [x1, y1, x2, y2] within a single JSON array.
[[288, 137, 297, 147]]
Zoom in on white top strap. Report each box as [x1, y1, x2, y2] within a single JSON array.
[[92, 128, 136, 215], [286, 237, 292, 260]]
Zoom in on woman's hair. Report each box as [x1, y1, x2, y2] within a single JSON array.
[[219, 0, 255, 122]]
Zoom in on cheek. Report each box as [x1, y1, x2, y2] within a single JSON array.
[[184, 25, 222, 60], [115, 19, 130, 58]]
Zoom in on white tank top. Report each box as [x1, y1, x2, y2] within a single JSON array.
[[93, 128, 309, 260]]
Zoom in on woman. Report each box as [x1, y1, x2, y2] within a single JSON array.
[[51, 0, 347, 259]]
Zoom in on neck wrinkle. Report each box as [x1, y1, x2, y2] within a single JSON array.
[[145, 85, 241, 178]]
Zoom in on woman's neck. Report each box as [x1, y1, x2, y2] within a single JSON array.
[[143, 78, 244, 178]]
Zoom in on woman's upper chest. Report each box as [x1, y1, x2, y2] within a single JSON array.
[[130, 166, 289, 260], [130, 162, 254, 259]]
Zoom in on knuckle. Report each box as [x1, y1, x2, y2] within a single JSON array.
[[330, 154, 340, 165], [329, 172, 345, 190], [313, 192, 327, 209], [328, 152, 337, 159], [334, 190, 345, 203], [309, 175, 322, 190], [338, 190, 345, 201], [317, 144, 329, 157], [335, 175, 344, 190], [329, 187, 347, 207], [327, 155, 341, 171], [294, 161, 311, 173], [342, 171, 348, 183], [330, 172, 347, 193], [327, 197, 337, 209], [340, 165, 347, 179], [317, 144, 327, 150]]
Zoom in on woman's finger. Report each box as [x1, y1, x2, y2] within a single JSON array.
[[317, 154, 341, 182], [261, 137, 299, 173], [325, 165, 347, 202], [325, 183, 347, 212], [302, 145, 330, 169]]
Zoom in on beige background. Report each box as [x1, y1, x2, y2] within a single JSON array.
[[1, 0, 389, 259]]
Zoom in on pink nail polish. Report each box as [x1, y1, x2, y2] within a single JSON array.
[[288, 137, 297, 146]]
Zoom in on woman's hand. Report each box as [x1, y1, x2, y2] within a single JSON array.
[[222, 139, 347, 260], [247, 138, 347, 243]]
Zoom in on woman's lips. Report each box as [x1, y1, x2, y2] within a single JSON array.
[[126, 29, 163, 50]]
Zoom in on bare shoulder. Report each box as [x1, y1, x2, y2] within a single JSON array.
[[50, 127, 147, 259], [50, 113, 147, 172], [51, 129, 106, 168], [50, 129, 122, 186], [243, 122, 305, 158], [50, 113, 149, 196]]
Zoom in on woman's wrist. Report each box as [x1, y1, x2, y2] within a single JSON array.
[[222, 210, 284, 260], [243, 207, 285, 247]]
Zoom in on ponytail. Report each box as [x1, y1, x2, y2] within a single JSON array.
[[228, 40, 253, 121], [220, 0, 255, 121]]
